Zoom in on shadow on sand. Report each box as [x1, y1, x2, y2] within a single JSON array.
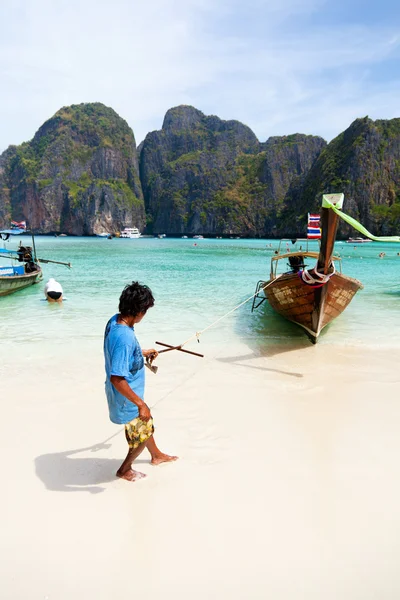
[[35, 441, 123, 494]]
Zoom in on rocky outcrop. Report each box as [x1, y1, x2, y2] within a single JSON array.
[[140, 105, 260, 234], [218, 134, 326, 236], [0, 103, 144, 234], [281, 117, 400, 236], [260, 134, 327, 202], [1, 104, 399, 237], [140, 106, 325, 235]]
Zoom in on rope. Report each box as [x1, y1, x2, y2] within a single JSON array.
[[300, 261, 336, 286], [180, 279, 276, 347]]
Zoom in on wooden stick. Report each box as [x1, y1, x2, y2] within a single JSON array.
[[155, 341, 204, 358], [157, 344, 182, 354], [38, 257, 72, 268], [0, 254, 71, 268]]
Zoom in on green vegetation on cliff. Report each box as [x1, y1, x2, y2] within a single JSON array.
[[55, 103, 135, 158], [0, 102, 145, 234], [284, 117, 400, 236], [1, 104, 400, 237], [140, 106, 325, 235]]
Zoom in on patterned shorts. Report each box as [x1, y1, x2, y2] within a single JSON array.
[[124, 417, 155, 449]]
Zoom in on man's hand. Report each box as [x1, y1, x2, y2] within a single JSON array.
[[138, 403, 152, 422], [143, 349, 158, 363]]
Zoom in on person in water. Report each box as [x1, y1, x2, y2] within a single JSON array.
[[44, 278, 63, 302], [104, 281, 177, 482]]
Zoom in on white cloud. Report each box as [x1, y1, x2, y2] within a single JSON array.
[[0, 0, 399, 150]]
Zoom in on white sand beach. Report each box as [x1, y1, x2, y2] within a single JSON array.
[[2, 338, 400, 600]]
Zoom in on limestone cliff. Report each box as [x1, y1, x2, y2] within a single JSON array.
[[140, 105, 260, 234], [1, 105, 399, 238], [140, 106, 325, 236], [215, 134, 326, 236], [281, 117, 400, 237], [0, 103, 144, 234]]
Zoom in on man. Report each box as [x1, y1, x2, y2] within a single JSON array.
[[44, 278, 63, 302], [104, 281, 177, 482]]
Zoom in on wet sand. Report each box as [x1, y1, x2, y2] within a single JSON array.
[[2, 340, 400, 599]]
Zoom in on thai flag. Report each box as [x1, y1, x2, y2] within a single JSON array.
[[307, 213, 321, 239], [11, 220, 27, 230]]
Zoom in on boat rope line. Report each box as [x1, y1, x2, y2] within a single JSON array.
[[178, 279, 277, 348], [299, 261, 336, 288], [322, 196, 400, 242], [147, 281, 277, 408]]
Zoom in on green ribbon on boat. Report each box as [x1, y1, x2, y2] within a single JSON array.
[[322, 196, 400, 242]]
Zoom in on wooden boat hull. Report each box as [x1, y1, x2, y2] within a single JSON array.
[[264, 271, 363, 343], [0, 268, 42, 296]]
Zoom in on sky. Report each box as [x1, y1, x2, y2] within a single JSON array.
[[0, 0, 399, 151]]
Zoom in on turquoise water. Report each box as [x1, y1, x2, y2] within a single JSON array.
[[1, 236, 400, 362]]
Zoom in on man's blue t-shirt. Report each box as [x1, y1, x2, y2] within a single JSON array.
[[104, 314, 145, 424]]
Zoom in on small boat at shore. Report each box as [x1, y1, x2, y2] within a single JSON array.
[[252, 194, 363, 343], [0, 225, 71, 297]]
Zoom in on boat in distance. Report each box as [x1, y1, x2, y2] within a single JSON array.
[[120, 227, 141, 239], [252, 194, 363, 343], [346, 237, 372, 244]]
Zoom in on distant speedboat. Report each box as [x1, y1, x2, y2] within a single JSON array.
[[96, 232, 109, 238], [193, 235, 204, 239], [182, 236, 188, 239], [157, 233, 166, 238], [346, 237, 372, 243], [120, 227, 141, 239]]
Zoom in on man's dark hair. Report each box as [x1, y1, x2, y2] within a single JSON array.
[[119, 282, 155, 317]]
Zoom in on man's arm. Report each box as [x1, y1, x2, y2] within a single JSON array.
[[110, 375, 152, 421]]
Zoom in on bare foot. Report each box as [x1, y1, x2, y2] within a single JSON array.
[[151, 454, 179, 466], [116, 469, 147, 482]]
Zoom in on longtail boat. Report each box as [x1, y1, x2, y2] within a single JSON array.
[[252, 193, 363, 343], [0, 226, 71, 297]]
